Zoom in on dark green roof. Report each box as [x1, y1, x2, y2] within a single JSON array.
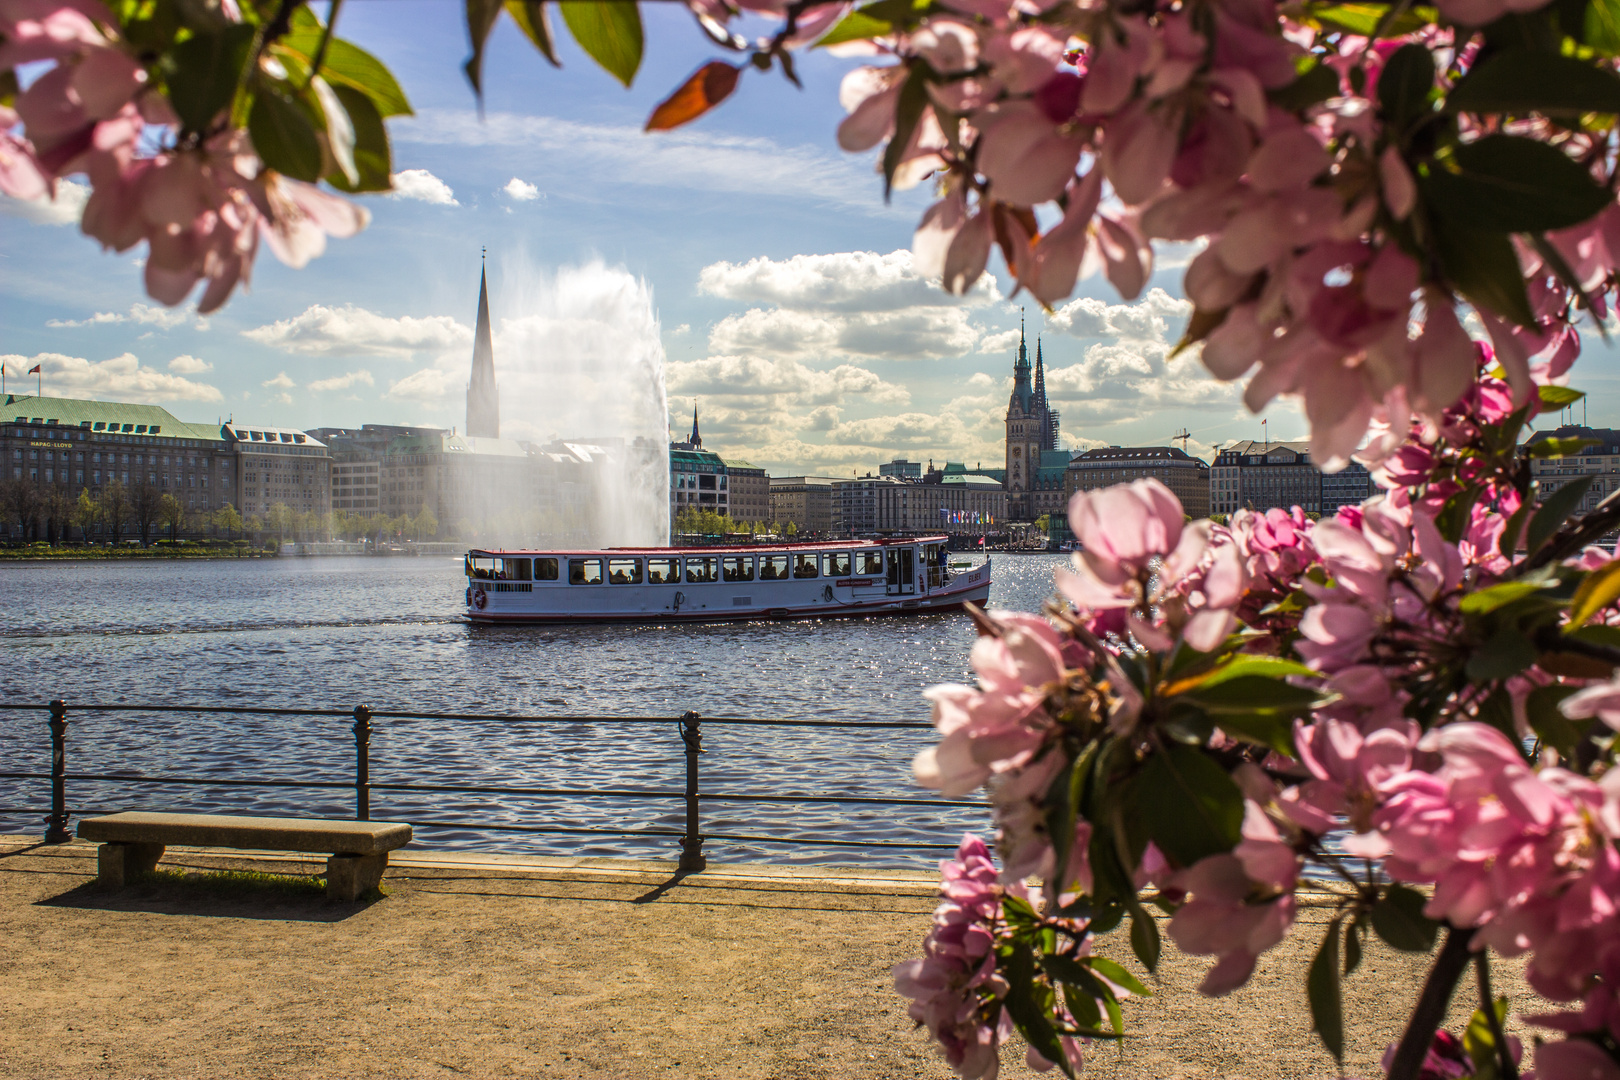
[[2, 394, 224, 441]]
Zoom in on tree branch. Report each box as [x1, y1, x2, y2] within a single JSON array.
[[1386, 926, 1474, 1080]]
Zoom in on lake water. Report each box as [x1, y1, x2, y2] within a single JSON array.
[[0, 552, 1069, 867]]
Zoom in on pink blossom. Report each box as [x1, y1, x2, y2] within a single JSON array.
[[894, 835, 1019, 1080], [1562, 677, 1620, 733]]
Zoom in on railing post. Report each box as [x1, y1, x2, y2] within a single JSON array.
[[353, 705, 372, 821], [678, 710, 705, 872], [44, 700, 70, 844]]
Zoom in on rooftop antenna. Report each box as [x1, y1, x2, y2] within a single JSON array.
[[1262, 417, 1268, 451]]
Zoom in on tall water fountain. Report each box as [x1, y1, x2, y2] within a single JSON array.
[[483, 258, 670, 548]]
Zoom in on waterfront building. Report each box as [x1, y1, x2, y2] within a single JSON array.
[[722, 459, 769, 524], [770, 476, 842, 535], [1527, 425, 1620, 520], [856, 463, 1009, 536], [835, 473, 906, 535], [1067, 446, 1210, 519], [466, 261, 500, 440], [0, 394, 236, 540], [1321, 460, 1376, 514], [379, 431, 530, 531], [1004, 322, 1060, 520], [1210, 440, 1321, 515], [226, 424, 332, 519], [878, 459, 922, 479], [670, 447, 729, 521]]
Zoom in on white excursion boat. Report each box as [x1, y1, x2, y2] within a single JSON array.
[[462, 535, 992, 624]]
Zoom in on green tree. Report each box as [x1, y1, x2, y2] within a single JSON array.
[[158, 493, 185, 542], [267, 502, 294, 542], [415, 503, 439, 541], [72, 489, 96, 543], [212, 503, 243, 540], [130, 482, 163, 546], [42, 490, 71, 546], [785, 520, 798, 537], [98, 480, 130, 544]]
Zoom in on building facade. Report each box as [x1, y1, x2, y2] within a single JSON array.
[[1004, 325, 1060, 520], [879, 459, 922, 479], [226, 424, 332, 519], [1527, 426, 1620, 522], [2, 394, 237, 539], [835, 474, 905, 534], [1211, 440, 1321, 515], [670, 447, 729, 521], [723, 459, 769, 523], [1321, 461, 1376, 514], [770, 476, 841, 535], [1066, 446, 1211, 520]]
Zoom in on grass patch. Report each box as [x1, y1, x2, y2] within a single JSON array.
[[126, 867, 328, 897]]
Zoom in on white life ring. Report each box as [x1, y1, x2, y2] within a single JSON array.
[[473, 587, 487, 610]]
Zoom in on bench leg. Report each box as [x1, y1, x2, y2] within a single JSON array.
[[325, 852, 388, 902], [96, 842, 165, 886]]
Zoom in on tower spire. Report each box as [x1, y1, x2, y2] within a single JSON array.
[[466, 254, 500, 439], [689, 400, 701, 448], [1033, 337, 1047, 409]]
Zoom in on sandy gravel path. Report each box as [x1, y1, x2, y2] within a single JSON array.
[[0, 836, 1530, 1080]]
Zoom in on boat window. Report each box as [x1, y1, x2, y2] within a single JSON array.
[[568, 558, 603, 585], [685, 556, 718, 584], [760, 555, 789, 580], [647, 558, 678, 584], [792, 553, 819, 579], [534, 558, 559, 581], [608, 558, 643, 585], [856, 550, 884, 575], [496, 557, 532, 581], [722, 555, 754, 582], [823, 551, 851, 577], [466, 555, 498, 579]]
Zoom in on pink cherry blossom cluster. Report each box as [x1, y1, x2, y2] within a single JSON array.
[[2, 0, 367, 312], [892, 835, 1020, 1080]]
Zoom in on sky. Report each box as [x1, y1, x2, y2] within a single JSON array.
[[6, 4, 1619, 476]]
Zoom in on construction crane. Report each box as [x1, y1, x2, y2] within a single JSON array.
[[1172, 428, 1192, 451]]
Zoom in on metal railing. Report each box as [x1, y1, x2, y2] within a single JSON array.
[[0, 701, 983, 871]]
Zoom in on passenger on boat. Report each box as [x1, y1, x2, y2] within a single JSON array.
[[569, 565, 586, 585], [794, 557, 817, 579], [610, 569, 629, 584]]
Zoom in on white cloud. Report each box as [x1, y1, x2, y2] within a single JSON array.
[[397, 109, 893, 214], [1043, 341, 1237, 423], [709, 305, 982, 361], [262, 372, 295, 390], [168, 355, 212, 374], [385, 367, 456, 403], [967, 372, 996, 388], [503, 177, 540, 201], [2, 180, 89, 226], [1046, 288, 1190, 343], [308, 370, 376, 393], [47, 302, 192, 330], [242, 304, 471, 359], [390, 169, 459, 205], [671, 324, 691, 336], [0, 351, 221, 402], [698, 250, 999, 313], [977, 329, 1022, 355], [668, 354, 909, 407]]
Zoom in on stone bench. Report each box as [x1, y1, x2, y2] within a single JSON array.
[[77, 812, 413, 901]]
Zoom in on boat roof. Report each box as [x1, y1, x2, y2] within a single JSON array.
[[468, 535, 951, 558]]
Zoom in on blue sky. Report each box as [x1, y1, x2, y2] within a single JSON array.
[[16, 3, 1606, 475]]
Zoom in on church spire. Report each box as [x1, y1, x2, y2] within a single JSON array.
[[689, 400, 702, 448], [1008, 308, 1034, 415], [1033, 337, 1047, 410], [466, 250, 500, 439]]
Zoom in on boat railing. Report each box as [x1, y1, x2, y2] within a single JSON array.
[[0, 701, 986, 872]]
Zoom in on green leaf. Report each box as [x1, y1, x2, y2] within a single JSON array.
[[324, 85, 392, 193], [1129, 903, 1161, 973], [1005, 942, 1075, 1078], [1570, 557, 1620, 628], [248, 87, 323, 182], [1528, 475, 1597, 553], [1449, 50, 1620, 115], [1307, 1, 1438, 36], [1426, 135, 1613, 233], [1370, 885, 1440, 951], [1212, 712, 1300, 759], [1269, 62, 1340, 111], [1458, 579, 1553, 614], [1184, 675, 1322, 711], [506, 0, 562, 66], [1307, 918, 1345, 1064], [305, 37, 412, 118], [1590, 0, 1620, 55], [1463, 995, 1511, 1075], [163, 23, 257, 133], [1088, 957, 1152, 997], [1465, 625, 1539, 682], [1525, 683, 1588, 757], [1540, 385, 1588, 408], [1377, 43, 1436, 133], [817, 7, 894, 47], [1188, 655, 1318, 688], [1128, 744, 1245, 868], [462, 0, 504, 101], [559, 0, 644, 87], [1061, 982, 1105, 1032], [1529, 436, 1602, 458], [883, 67, 929, 200], [1430, 216, 1536, 327]]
